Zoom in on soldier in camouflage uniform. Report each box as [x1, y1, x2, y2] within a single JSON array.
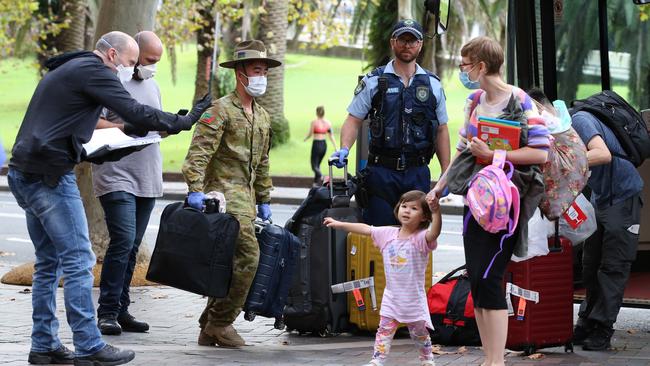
[[181, 40, 281, 348]]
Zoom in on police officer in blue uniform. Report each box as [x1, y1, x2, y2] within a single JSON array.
[[332, 19, 450, 225]]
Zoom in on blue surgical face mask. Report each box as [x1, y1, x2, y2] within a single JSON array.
[[552, 100, 572, 133], [459, 67, 481, 90]]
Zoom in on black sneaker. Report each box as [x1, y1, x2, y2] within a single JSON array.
[[98, 317, 122, 336], [573, 321, 594, 346], [117, 312, 149, 333], [582, 324, 613, 351], [73, 344, 135, 366], [28, 345, 74, 364]]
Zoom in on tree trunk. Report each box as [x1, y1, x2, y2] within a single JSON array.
[[242, 1, 251, 41], [288, 21, 306, 50], [398, 0, 413, 20], [74, 163, 110, 262], [418, 8, 436, 73], [36, 0, 88, 72], [257, 0, 290, 146], [84, 0, 158, 263], [84, 0, 102, 50], [194, 3, 217, 102], [95, 0, 158, 37], [57, 0, 87, 52]]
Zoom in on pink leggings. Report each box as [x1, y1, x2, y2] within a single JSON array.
[[371, 316, 434, 365]]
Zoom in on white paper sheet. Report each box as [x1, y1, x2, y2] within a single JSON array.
[[83, 128, 161, 156]]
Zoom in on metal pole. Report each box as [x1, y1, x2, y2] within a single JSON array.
[[540, 0, 557, 100], [598, 0, 611, 91]]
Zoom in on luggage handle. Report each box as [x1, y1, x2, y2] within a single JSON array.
[[327, 157, 349, 201], [254, 218, 273, 234], [549, 219, 562, 253], [181, 198, 219, 214], [439, 264, 467, 283]]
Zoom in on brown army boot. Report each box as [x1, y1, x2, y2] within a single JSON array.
[[198, 325, 245, 348]]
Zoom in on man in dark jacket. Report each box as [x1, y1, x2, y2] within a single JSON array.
[[7, 31, 210, 366]]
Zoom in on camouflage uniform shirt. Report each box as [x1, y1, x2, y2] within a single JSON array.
[[182, 91, 273, 218]]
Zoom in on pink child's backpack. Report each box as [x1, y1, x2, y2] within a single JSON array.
[[464, 149, 520, 278]]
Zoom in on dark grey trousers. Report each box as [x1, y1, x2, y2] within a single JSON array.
[[578, 194, 642, 328]]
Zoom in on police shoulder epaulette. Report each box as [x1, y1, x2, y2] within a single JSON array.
[[369, 66, 386, 78], [426, 70, 441, 82]]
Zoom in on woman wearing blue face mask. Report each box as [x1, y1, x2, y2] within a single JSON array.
[[428, 36, 550, 366]]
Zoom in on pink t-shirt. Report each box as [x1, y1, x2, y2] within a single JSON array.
[[370, 226, 437, 328]]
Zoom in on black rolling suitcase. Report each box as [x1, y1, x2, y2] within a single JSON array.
[[146, 201, 239, 298], [243, 221, 300, 329], [283, 160, 361, 336]]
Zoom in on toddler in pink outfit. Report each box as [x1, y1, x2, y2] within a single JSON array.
[[324, 190, 441, 366]]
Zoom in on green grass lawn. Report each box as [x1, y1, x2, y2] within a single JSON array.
[[0, 47, 620, 178]]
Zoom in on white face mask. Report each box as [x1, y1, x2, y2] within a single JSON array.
[[240, 73, 267, 97], [116, 64, 135, 83], [101, 38, 132, 81], [136, 63, 157, 80]]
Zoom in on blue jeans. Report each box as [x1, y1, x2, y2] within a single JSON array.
[[97, 191, 155, 319], [8, 169, 105, 357]]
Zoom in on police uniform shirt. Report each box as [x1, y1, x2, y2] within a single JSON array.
[[347, 60, 448, 125]]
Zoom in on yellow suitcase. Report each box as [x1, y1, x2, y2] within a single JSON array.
[[346, 232, 433, 332]]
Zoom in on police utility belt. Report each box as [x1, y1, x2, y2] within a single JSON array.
[[367, 153, 428, 171]]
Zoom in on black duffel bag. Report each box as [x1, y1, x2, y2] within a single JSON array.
[[427, 265, 481, 346], [146, 201, 239, 298]]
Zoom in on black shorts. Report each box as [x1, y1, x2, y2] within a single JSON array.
[[463, 207, 519, 310]]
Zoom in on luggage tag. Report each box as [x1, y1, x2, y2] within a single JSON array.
[[516, 297, 527, 321], [352, 288, 366, 311], [562, 200, 587, 230], [505, 282, 539, 319]]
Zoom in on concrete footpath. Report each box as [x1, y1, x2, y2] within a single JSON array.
[[2, 279, 650, 365]]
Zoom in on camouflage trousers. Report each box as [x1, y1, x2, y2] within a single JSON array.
[[199, 215, 259, 329]]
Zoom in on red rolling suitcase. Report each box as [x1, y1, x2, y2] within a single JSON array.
[[504, 233, 574, 355]]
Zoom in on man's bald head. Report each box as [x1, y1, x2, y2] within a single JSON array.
[[95, 31, 139, 71], [134, 31, 163, 66]]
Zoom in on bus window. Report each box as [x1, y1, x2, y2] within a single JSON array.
[[554, 0, 649, 109]]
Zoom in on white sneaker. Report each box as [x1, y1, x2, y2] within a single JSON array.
[[421, 361, 436, 366], [362, 361, 381, 366]]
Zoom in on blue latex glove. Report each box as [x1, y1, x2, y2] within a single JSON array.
[[330, 147, 349, 168], [257, 203, 272, 221], [187, 192, 206, 210]]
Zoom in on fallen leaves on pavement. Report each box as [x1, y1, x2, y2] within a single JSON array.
[[431, 345, 470, 355]]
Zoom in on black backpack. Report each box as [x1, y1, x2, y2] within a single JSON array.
[[570, 90, 650, 167]]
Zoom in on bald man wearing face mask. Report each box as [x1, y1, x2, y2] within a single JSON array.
[[91, 31, 166, 337], [8, 31, 210, 366]]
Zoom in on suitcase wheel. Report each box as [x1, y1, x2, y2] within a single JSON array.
[[522, 344, 536, 356], [565, 342, 574, 353], [318, 325, 331, 338], [244, 311, 256, 322], [274, 318, 285, 330]]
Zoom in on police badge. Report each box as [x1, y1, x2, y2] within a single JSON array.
[[416, 86, 429, 102]]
